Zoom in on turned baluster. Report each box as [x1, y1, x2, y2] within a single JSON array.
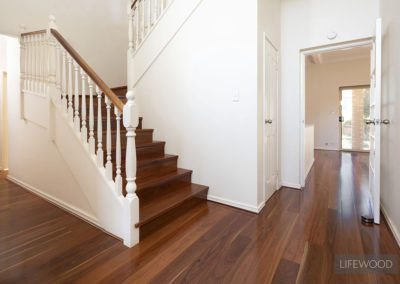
[[88, 78, 95, 154], [140, 0, 145, 41], [80, 69, 87, 142], [96, 86, 104, 166], [105, 97, 113, 180], [73, 61, 80, 132], [55, 43, 61, 103], [61, 49, 67, 112], [115, 107, 122, 195], [35, 34, 41, 92], [39, 33, 44, 93], [145, 0, 151, 35], [19, 36, 26, 119], [150, 0, 155, 27], [134, 5, 139, 50], [31, 34, 35, 91], [67, 54, 74, 122]]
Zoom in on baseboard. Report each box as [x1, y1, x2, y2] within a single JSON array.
[[281, 182, 301, 189], [381, 204, 400, 249], [314, 147, 339, 151], [7, 174, 99, 227], [207, 195, 261, 213], [305, 158, 315, 180]]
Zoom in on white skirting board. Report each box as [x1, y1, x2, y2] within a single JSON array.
[[381, 205, 400, 248], [207, 195, 263, 213], [280, 182, 301, 189], [7, 174, 99, 227]]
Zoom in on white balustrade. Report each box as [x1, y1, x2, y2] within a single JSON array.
[[20, 14, 140, 247], [129, 0, 171, 53]]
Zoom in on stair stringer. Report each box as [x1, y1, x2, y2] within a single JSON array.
[[129, 0, 204, 89], [51, 98, 138, 246]]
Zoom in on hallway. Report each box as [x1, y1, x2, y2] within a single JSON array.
[[0, 150, 399, 283]]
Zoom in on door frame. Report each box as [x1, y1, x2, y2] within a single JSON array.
[[263, 33, 280, 203], [339, 85, 371, 152], [299, 38, 373, 187]]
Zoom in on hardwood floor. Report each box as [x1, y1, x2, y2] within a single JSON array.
[[0, 150, 399, 283]]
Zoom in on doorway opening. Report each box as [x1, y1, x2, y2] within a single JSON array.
[[339, 85, 370, 152], [300, 39, 373, 187]]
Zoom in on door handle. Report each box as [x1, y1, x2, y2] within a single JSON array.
[[265, 119, 273, 124], [339, 116, 344, 122], [382, 119, 390, 125], [365, 119, 375, 125]]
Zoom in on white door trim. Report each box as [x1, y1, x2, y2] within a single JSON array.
[[299, 38, 373, 187], [263, 33, 280, 203]]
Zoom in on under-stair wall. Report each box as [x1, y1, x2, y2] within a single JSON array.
[[131, 0, 261, 211]]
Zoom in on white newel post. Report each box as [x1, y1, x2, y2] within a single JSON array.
[[123, 1, 139, 247], [123, 90, 139, 248]]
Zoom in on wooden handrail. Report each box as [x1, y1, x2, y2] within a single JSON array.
[[50, 28, 124, 112], [131, 0, 139, 9], [21, 29, 46, 37]]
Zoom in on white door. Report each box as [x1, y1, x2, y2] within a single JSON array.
[[368, 18, 382, 224], [264, 37, 279, 202]]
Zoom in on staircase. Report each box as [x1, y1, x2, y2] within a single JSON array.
[[18, 6, 209, 247], [100, 87, 209, 231]]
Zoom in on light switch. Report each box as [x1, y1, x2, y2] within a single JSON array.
[[232, 90, 239, 102]]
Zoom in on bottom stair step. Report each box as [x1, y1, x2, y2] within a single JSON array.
[[136, 182, 209, 228]]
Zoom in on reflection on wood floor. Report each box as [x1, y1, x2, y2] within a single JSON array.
[[0, 150, 399, 283]]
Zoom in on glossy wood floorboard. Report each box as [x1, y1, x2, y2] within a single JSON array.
[[0, 150, 399, 283]]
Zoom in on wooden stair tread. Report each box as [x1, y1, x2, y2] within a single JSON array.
[[136, 168, 192, 192], [136, 182, 209, 227], [137, 154, 178, 167], [136, 141, 165, 148]]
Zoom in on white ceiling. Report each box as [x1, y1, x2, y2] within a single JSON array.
[[307, 45, 371, 65]]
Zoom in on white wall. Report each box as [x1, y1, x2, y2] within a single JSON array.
[[5, 36, 96, 220], [0, 0, 128, 87], [306, 58, 370, 150], [304, 124, 314, 178], [280, 0, 379, 187], [135, 0, 260, 211], [380, 0, 400, 246], [0, 36, 7, 170], [257, 0, 281, 206]]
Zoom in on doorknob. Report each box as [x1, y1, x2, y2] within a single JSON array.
[[365, 119, 375, 125], [265, 119, 273, 124], [382, 119, 390, 125]]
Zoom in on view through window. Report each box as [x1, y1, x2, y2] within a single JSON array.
[[340, 87, 370, 151]]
